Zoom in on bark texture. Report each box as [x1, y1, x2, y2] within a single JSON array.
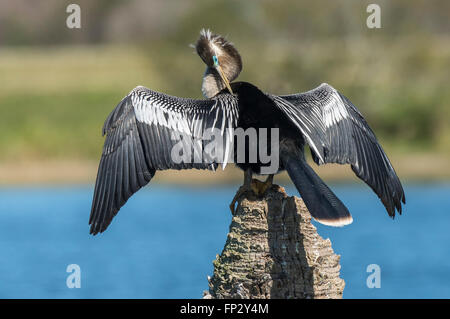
[[204, 184, 345, 299]]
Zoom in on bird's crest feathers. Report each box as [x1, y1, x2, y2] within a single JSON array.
[[195, 29, 243, 98]]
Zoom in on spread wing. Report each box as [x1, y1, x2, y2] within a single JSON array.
[[90, 86, 239, 234], [269, 83, 405, 217]]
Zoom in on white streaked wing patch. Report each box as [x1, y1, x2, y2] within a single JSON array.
[[129, 87, 239, 167], [132, 90, 191, 136], [269, 95, 325, 164], [323, 94, 349, 128]]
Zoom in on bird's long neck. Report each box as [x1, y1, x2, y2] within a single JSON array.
[[202, 67, 226, 98]]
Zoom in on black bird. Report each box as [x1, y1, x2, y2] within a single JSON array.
[[89, 29, 405, 235]]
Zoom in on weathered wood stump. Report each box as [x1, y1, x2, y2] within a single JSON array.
[[204, 184, 344, 299]]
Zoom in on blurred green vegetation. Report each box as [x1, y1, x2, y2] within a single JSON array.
[[0, 0, 449, 164]]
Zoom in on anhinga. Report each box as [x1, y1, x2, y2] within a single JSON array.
[[89, 29, 405, 235]]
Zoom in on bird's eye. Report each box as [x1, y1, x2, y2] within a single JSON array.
[[213, 55, 219, 66]]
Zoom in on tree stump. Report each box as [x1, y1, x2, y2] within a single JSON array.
[[204, 184, 345, 299]]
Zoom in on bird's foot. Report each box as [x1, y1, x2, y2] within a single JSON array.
[[250, 178, 273, 197], [229, 176, 274, 214], [229, 184, 252, 214], [251, 174, 274, 197]]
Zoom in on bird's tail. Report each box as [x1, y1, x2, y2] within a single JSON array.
[[281, 152, 353, 226]]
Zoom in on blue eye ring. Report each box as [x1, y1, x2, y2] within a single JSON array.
[[213, 55, 219, 66]]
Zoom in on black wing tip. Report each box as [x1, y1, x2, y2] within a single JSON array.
[[89, 227, 100, 236], [89, 221, 109, 236], [385, 189, 406, 219]]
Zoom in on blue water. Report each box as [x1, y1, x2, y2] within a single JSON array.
[[0, 183, 448, 299]]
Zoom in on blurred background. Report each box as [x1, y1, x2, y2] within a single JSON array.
[[0, 0, 449, 299]]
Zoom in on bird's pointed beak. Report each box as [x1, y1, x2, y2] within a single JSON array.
[[215, 64, 233, 95]]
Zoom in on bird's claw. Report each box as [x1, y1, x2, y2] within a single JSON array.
[[229, 178, 273, 214], [250, 179, 272, 197], [229, 185, 251, 214]]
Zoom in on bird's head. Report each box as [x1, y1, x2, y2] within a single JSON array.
[[194, 29, 242, 97]]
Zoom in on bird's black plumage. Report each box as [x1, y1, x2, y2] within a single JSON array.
[[90, 86, 239, 234], [89, 29, 405, 234], [270, 84, 405, 216]]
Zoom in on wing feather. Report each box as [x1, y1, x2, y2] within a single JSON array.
[[270, 83, 405, 217], [90, 86, 239, 234]]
